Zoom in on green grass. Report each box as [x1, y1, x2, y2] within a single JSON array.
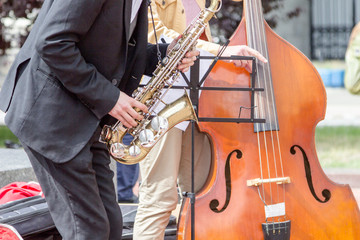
[[0, 125, 359, 169], [0, 125, 20, 148], [315, 126, 360, 168], [312, 60, 346, 70]]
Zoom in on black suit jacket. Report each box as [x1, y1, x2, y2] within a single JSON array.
[[0, 0, 167, 163]]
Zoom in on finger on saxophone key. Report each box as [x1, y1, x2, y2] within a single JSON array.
[[177, 50, 199, 72], [108, 91, 148, 128]]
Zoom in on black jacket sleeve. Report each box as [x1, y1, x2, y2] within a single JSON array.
[[35, 0, 119, 119]]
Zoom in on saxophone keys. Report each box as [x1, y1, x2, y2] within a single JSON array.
[[173, 42, 181, 51], [129, 145, 141, 157], [132, 89, 139, 98], [99, 125, 112, 143], [110, 143, 126, 158], [162, 56, 169, 65], [139, 129, 155, 146], [151, 116, 169, 132]]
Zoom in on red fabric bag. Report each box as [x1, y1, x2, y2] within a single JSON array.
[[0, 182, 43, 205], [0, 224, 23, 240]]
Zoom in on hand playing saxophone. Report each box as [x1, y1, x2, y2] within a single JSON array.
[[109, 47, 200, 128]]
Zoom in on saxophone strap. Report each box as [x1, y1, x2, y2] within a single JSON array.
[[148, 0, 164, 63]]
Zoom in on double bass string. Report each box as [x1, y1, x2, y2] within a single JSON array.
[[247, 0, 274, 207], [252, 0, 285, 214], [245, 0, 267, 205], [247, 0, 287, 220], [260, 0, 287, 220], [253, 0, 287, 212], [251, 0, 276, 207]]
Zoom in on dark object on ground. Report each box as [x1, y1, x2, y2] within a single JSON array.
[[4, 140, 22, 149], [0, 196, 176, 239], [0, 196, 60, 240], [118, 194, 139, 204]]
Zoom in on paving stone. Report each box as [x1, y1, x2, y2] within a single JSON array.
[[0, 149, 37, 188], [0, 148, 118, 192]]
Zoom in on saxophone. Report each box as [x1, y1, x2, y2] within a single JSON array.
[[100, 0, 221, 164]]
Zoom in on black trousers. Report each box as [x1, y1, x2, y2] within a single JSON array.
[[22, 127, 123, 240]]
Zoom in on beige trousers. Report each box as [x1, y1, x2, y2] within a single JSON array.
[[133, 126, 211, 240]]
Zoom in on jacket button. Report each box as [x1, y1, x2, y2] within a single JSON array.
[[112, 79, 118, 85]]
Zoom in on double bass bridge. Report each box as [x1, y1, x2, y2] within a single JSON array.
[[247, 176, 291, 187]]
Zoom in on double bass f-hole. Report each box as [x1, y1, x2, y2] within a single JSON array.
[[209, 149, 242, 213], [290, 145, 331, 203]]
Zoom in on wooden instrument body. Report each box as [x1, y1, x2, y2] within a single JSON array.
[[177, 13, 360, 240]]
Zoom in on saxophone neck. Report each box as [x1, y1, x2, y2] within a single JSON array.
[[203, 0, 221, 23]]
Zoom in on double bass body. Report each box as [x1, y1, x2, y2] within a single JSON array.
[[177, 0, 360, 239]]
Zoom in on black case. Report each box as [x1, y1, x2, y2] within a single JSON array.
[[0, 196, 60, 240], [0, 197, 177, 239]]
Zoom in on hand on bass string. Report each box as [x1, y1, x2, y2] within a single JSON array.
[[221, 45, 268, 72], [108, 91, 148, 128]]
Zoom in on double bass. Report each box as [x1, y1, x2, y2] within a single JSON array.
[[177, 0, 360, 239]]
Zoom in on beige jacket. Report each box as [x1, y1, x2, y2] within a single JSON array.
[[148, 0, 220, 55]]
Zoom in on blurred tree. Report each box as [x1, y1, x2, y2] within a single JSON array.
[[210, 0, 301, 44], [0, 0, 300, 54], [0, 0, 43, 55], [0, 1, 11, 55]]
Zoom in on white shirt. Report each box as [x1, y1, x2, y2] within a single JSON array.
[[131, 0, 143, 23]]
